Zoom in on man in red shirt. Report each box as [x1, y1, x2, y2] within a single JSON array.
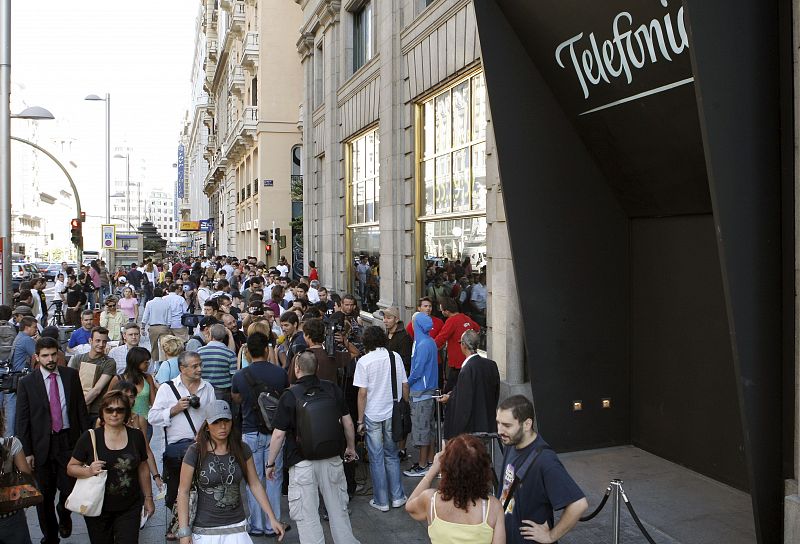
[[405, 297, 443, 339], [434, 297, 480, 392]]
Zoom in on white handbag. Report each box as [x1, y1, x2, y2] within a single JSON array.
[[65, 429, 107, 517]]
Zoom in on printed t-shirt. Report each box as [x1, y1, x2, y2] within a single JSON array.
[[71, 427, 147, 512], [183, 442, 253, 528], [498, 435, 585, 544]]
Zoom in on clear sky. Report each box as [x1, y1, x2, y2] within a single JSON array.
[[10, 1, 199, 225]]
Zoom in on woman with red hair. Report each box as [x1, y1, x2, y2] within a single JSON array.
[[406, 434, 505, 543]]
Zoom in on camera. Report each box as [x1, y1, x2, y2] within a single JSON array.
[[188, 395, 201, 409], [0, 361, 30, 393], [324, 312, 346, 357]]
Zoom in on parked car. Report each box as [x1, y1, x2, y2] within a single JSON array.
[[34, 262, 50, 275], [11, 263, 40, 291]]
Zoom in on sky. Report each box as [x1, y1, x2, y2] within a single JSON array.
[[10, 1, 199, 229]]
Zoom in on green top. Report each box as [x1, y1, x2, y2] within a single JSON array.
[[133, 378, 151, 418]]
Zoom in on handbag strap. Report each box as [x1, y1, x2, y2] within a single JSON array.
[[388, 349, 399, 402], [89, 429, 99, 464], [166, 381, 197, 435]]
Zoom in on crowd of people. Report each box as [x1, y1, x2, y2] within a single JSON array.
[[0, 254, 588, 544]]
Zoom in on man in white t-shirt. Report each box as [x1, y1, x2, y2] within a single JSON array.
[[276, 257, 290, 278], [108, 322, 142, 374], [353, 325, 409, 512]]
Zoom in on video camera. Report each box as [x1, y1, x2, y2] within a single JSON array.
[[0, 360, 31, 393], [324, 311, 346, 357]]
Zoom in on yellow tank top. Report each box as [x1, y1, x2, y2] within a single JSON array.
[[427, 492, 495, 544]]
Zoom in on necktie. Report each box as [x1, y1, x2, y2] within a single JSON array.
[[48, 373, 63, 433]]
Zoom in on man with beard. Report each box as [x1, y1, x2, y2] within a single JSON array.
[[496, 395, 587, 544]]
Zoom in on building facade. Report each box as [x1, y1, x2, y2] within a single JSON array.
[[179, 6, 212, 256], [199, 0, 302, 262], [296, 0, 525, 391], [146, 189, 180, 245]]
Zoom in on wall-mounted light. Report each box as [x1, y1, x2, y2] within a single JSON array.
[[572, 401, 583, 412], [602, 398, 612, 409]]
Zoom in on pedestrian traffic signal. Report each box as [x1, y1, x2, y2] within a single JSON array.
[[70, 218, 82, 247], [259, 230, 269, 242], [265, 244, 272, 256]]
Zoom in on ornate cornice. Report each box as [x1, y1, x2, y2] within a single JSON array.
[[296, 32, 316, 59]]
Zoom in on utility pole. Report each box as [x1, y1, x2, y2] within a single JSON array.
[[0, 0, 12, 305]]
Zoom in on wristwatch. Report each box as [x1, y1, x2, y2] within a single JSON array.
[[266, 462, 275, 469], [175, 527, 192, 539], [152, 473, 161, 481]]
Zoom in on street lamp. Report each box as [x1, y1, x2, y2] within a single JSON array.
[[113, 152, 130, 231], [85, 93, 110, 224], [1, 100, 58, 305]]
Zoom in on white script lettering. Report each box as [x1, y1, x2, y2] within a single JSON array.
[[555, 1, 689, 99]]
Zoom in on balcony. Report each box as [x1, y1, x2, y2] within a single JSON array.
[[228, 0, 245, 37], [240, 32, 259, 68], [207, 39, 218, 61], [228, 65, 245, 96], [204, 135, 217, 159], [239, 106, 257, 138]]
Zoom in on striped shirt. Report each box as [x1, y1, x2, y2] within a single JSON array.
[[197, 341, 237, 389]]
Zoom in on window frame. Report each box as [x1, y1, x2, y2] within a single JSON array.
[[352, 1, 374, 73]]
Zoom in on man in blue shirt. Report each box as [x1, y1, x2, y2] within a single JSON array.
[[2, 316, 37, 436], [66, 310, 95, 354], [232, 332, 289, 537], [496, 395, 587, 544]]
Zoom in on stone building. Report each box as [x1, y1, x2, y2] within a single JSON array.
[[200, 0, 302, 261], [296, 0, 526, 393]]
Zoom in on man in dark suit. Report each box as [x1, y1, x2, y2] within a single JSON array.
[[16, 337, 89, 543], [440, 329, 500, 439]]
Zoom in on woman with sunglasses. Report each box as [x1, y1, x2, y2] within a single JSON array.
[[68, 390, 155, 543], [176, 400, 285, 544], [100, 296, 127, 342]]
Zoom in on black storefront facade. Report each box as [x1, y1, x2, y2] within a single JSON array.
[[472, 0, 794, 542]]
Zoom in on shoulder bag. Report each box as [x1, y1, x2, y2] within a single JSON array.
[[65, 429, 107, 517], [0, 437, 42, 514], [389, 350, 411, 442]]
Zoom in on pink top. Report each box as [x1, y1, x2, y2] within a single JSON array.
[[88, 267, 101, 288], [118, 297, 137, 319]]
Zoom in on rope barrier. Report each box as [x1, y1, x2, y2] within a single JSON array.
[[578, 479, 660, 543], [579, 484, 612, 521]]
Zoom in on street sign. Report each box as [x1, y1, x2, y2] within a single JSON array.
[[101, 224, 117, 249], [263, 179, 273, 187]]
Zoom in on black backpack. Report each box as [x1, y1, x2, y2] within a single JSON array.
[[242, 366, 282, 434], [291, 381, 344, 460]]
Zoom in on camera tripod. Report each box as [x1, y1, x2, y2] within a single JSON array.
[[48, 300, 65, 327]]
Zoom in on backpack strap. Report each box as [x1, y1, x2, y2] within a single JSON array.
[[388, 349, 400, 402]]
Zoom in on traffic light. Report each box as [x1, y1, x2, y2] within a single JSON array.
[[70, 218, 82, 247], [259, 230, 269, 242], [273, 227, 281, 241], [264, 243, 272, 256]]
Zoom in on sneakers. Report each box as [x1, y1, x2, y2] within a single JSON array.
[[403, 463, 431, 477], [369, 499, 390, 512], [391, 497, 407, 508]]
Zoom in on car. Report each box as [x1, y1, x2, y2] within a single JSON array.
[[44, 263, 62, 281], [11, 263, 40, 291], [34, 262, 50, 275]]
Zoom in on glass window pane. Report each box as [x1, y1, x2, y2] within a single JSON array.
[[471, 143, 486, 211], [352, 140, 362, 182], [365, 176, 374, 222], [472, 74, 487, 141], [350, 226, 380, 312], [424, 159, 434, 216], [356, 181, 365, 224], [373, 175, 379, 209], [358, 137, 366, 182], [435, 92, 451, 154], [452, 81, 470, 148], [435, 155, 451, 213], [423, 101, 435, 158], [452, 148, 470, 212], [365, 132, 375, 178]]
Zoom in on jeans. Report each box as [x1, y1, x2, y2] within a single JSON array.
[[1, 391, 16, 436], [99, 285, 110, 305], [0, 509, 32, 544], [364, 415, 405, 507], [242, 431, 282, 534]]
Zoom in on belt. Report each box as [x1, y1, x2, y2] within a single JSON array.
[[149, 324, 168, 327], [51, 428, 70, 435]]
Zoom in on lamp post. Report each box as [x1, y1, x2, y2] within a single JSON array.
[[85, 93, 110, 224], [113, 152, 130, 231]]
